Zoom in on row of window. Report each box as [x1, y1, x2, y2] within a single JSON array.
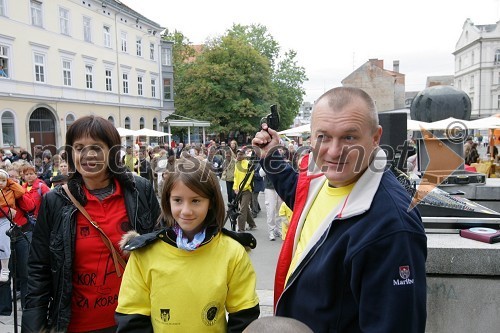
[[0, 0, 173, 64], [457, 49, 500, 71], [0, 109, 161, 147], [0, 43, 173, 99]]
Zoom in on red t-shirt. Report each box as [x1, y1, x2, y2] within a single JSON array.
[[68, 179, 130, 332]]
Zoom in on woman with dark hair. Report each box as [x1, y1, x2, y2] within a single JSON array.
[[22, 115, 161, 333], [19, 150, 33, 163]]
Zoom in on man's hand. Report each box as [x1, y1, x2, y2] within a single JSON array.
[[252, 123, 280, 159]]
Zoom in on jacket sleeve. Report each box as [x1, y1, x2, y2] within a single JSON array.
[[22, 192, 57, 331], [115, 313, 153, 333], [8, 178, 26, 199], [145, 177, 161, 227], [227, 305, 260, 333], [261, 153, 298, 209], [17, 192, 36, 214], [351, 228, 427, 333]]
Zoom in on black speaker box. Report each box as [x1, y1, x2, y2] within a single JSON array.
[[379, 111, 409, 170]]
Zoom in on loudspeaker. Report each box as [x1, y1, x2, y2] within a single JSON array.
[[379, 111, 409, 170]]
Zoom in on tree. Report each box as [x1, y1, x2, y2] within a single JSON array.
[[226, 24, 308, 129], [174, 35, 273, 136], [273, 50, 307, 129], [163, 24, 307, 140]]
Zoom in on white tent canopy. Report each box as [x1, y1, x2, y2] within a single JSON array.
[[116, 127, 136, 137], [278, 123, 311, 136], [116, 127, 171, 137], [278, 118, 481, 134], [467, 115, 500, 129], [135, 128, 171, 137], [407, 119, 430, 131]]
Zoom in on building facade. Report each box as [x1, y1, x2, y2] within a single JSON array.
[[341, 58, 405, 112], [454, 18, 500, 119], [0, 0, 174, 154]]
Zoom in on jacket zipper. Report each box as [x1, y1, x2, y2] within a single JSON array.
[[277, 221, 333, 308]]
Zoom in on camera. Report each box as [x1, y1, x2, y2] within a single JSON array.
[[261, 104, 280, 130]]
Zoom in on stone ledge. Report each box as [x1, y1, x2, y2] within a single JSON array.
[[426, 234, 500, 275]]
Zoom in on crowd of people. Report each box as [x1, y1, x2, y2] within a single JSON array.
[[0, 86, 430, 332]]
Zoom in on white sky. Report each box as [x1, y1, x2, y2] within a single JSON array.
[[130, 0, 500, 102]]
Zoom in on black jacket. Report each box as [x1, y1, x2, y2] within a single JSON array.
[[21, 172, 161, 333]]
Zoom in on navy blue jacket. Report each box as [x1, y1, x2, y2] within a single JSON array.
[[262, 150, 427, 333]]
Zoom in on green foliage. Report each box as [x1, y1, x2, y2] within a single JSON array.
[[175, 36, 273, 134], [164, 24, 307, 138]]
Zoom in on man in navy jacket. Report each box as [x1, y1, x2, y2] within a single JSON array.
[[252, 87, 427, 332]]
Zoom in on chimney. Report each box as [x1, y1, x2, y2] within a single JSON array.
[[369, 58, 384, 69], [393, 60, 400, 73]]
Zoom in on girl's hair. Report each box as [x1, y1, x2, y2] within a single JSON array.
[[52, 154, 61, 164], [19, 163, 36, 174], [0, 169, 8, 179], [65, 115, 123, 176], [160, 157, 226, 230]]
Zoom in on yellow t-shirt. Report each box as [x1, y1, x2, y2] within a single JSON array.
[[233, 159, 254, 192], [286, 180, 355, 282], [116, 233, 259, 332], [279, 202, 293, 240]]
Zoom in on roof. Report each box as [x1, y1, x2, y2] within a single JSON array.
[[103, 0, 163, 29]]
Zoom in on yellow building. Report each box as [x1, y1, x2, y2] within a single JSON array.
[[0, 0, 174, 154]]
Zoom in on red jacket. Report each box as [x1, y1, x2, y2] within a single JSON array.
[[23, 178, 50, 217], [0, 181, 36, 228]]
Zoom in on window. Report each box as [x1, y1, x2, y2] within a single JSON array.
[[0, 0, 5, 16], [121, 32, 127, 52], [62, 60, 72, 86], [153, 118, 157, 131], [471, 51, 475, 65], [151, 78, 156, 97], [34, 53, 45, 83], [83, 16, 91, 42], [85, 65, 93, 89], [137, 76, 143, 96], [103, 26, 111, 48], [149, 43, 155, 60], [136, 38, 142, 56], [66, 114, 75, 132], [140, 117, 145, 129], [497, 95, 500, 109], [470, 75, 474, 90], [122, 73, 129, 94], [163, 78, 172, 100], [59, 7, 69, 35], [162, 47, 172, 66], [1, 111, 15, 146], [0, 45, 10, 78], [105, 69, 112, 91], [495, 50, 500, 64], [108, 116, 114, 125], [30, 0, 43, 27]]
